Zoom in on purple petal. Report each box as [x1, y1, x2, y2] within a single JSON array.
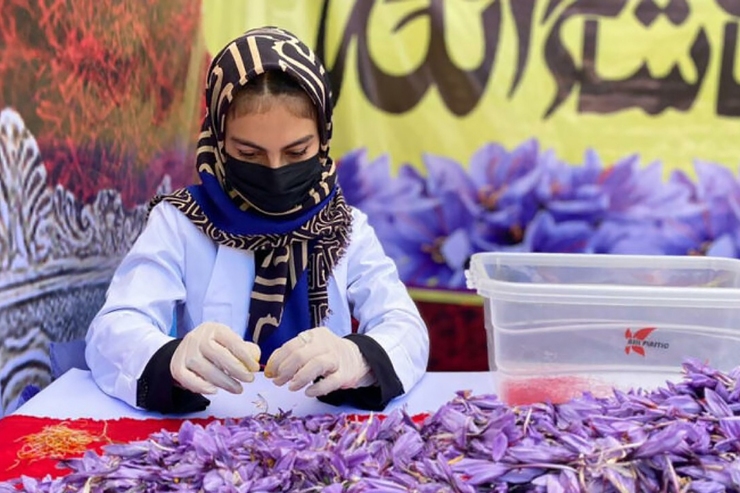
[[703, 388, 732, 418], [489, 431, 508, 461], [660, 395, 702, 415], [450, 458, 509, 485], [719, 417, 740, 441], [391, 430, 425, 468], [685, 480, 728, 493], [633, 426, 688, 459]]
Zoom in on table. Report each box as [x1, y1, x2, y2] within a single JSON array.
[[13, 369, 499, 420]]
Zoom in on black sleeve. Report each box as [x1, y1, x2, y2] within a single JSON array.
[[136, 339, 211, 414], [317, 333, 404, 411]]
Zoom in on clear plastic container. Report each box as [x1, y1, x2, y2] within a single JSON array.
[[465, 252, 740, 405]]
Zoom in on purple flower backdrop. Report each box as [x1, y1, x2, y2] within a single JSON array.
[[337, 140, 740, 290]]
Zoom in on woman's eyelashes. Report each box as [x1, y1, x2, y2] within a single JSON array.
[[236, 148, 308, 160], [286, 147, 308, 158]]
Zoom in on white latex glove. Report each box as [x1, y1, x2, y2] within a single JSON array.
[[171, 322, 261, 395], [264, 327, 376, 397]]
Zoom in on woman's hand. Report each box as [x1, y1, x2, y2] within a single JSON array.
[[171, 322, 261, 395], [264, 327, 376, 397]]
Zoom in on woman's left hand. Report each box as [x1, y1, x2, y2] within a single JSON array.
[[264, 327, 376, 396]]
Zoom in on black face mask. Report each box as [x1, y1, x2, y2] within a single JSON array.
[[222, 153, 324, 213]]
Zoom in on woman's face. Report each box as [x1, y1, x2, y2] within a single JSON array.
[[224, 99, 320, 169]]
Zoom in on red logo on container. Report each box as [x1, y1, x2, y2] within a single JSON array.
[[624, 327, 656, 356]]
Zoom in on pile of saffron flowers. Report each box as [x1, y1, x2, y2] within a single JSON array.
[[2, 358, 739, 492]]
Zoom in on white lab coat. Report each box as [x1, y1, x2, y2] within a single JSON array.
[[85, 200, 430, 409]]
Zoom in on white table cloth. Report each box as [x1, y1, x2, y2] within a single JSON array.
[[13, 369, 499, 420]]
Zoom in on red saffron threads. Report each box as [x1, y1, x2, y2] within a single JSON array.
[[12, 421, 111, 466], [500, 375, 612, 406]]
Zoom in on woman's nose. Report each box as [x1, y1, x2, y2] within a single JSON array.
[[265, 154, 284, 169]]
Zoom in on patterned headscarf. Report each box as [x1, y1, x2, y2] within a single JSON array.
[[151, 26, 352, 351]]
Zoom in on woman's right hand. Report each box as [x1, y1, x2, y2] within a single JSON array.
[[170, 322, 261, 395]]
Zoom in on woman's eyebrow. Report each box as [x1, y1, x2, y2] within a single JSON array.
[[282, 135, 314, 150], [230, 134, 314, 151]]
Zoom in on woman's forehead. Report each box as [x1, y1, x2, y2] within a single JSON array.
[[229, 87, 317, 120]]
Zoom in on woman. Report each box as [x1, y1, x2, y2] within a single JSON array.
[[85, 26, 429, 414]]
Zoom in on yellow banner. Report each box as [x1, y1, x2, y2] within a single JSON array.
[[203, 0, 740, 175]]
